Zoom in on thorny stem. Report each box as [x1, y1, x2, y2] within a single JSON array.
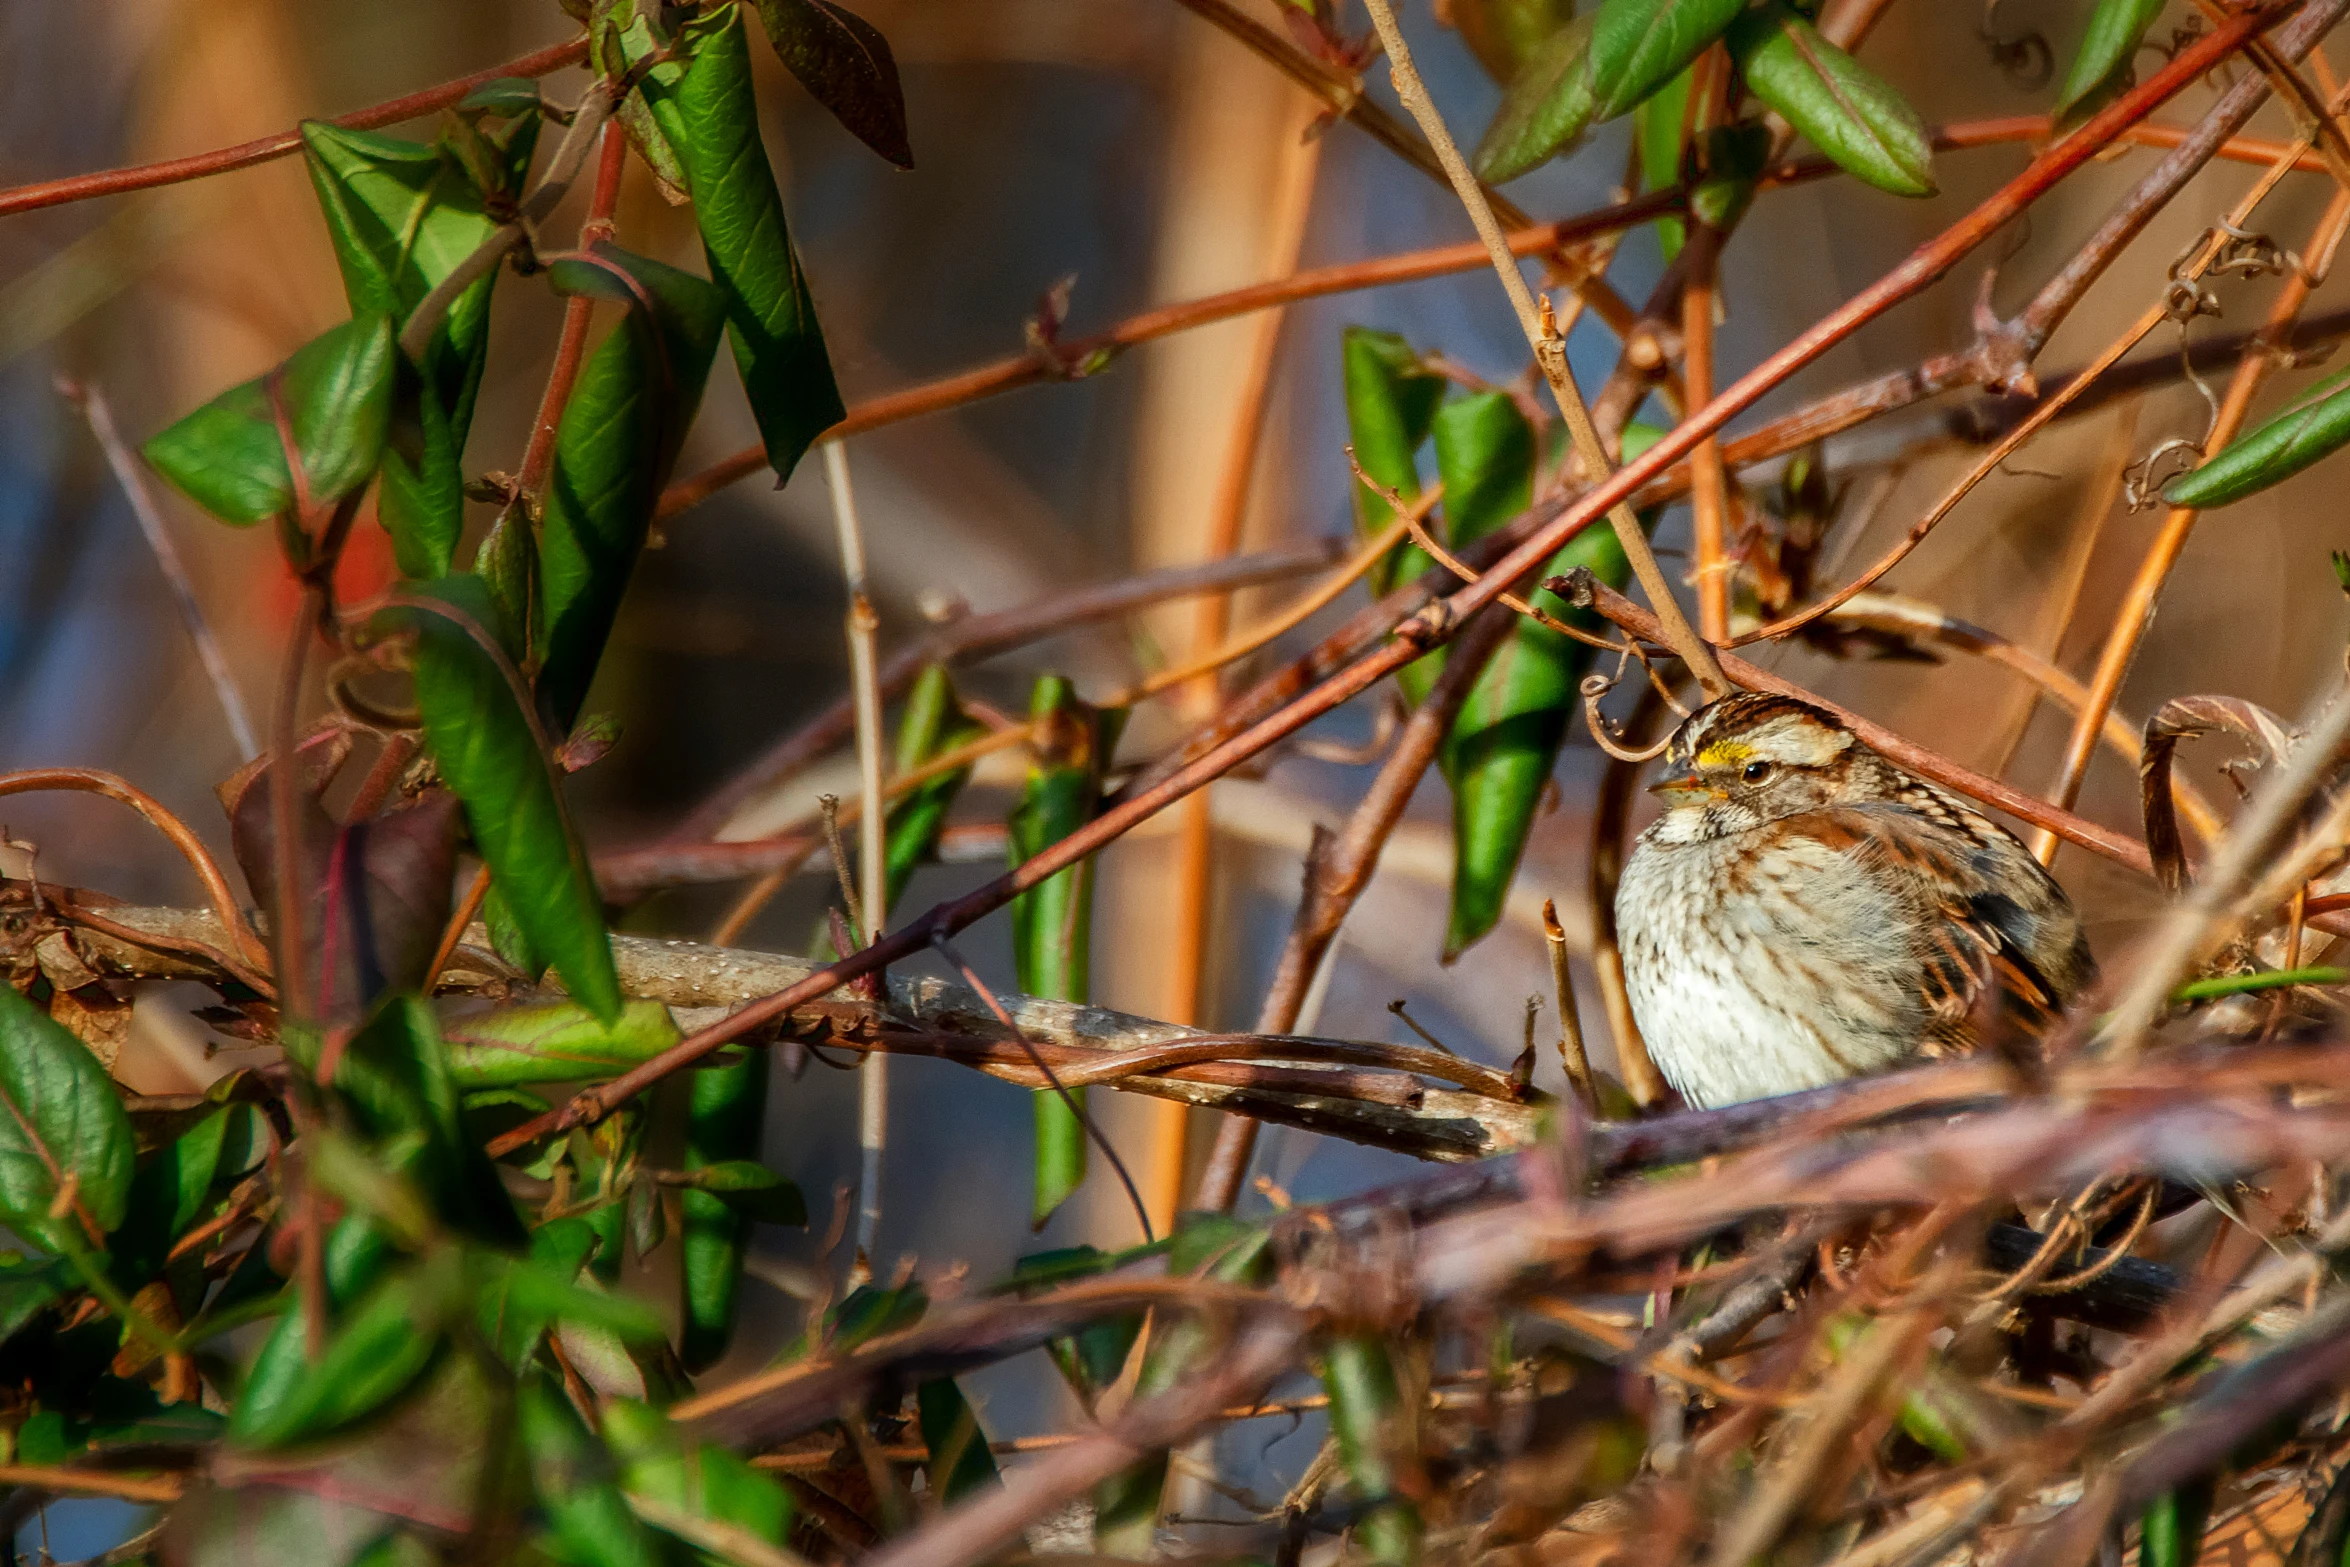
[[1193, 602, 1520, 1211], [1331, 0, 1730, 698], [486, 2, 2257, 1156], [514, 120, 629, 501], [1566, 578, 2155, 874], [650, 117, 2329, 525], [2039, 178, 2350, 859], [0, 38, 590, 220], [1682, 226, 1733, 644], [1742, 107, 2337, 652], [667, 540, 1342, 845]]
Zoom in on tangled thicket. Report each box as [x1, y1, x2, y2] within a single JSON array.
[[13, 0, 2350, 1565]]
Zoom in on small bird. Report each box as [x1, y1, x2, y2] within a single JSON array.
[[1615, 693, 2093, 1109]]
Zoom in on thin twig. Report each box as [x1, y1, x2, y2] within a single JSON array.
[[1355, 0, 1729, 699], [61, 381, 257, 760], [827, 440, 892, 1265], [0, 38, 589, 219]]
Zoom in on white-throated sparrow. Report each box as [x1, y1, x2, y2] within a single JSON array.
[[1615, 693, 2093, 1108]]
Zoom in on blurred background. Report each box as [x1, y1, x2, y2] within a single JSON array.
[[4, 0, 2348, 1545]]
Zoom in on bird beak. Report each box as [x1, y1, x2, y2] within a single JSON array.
[[1647, 764, 1723, 806]]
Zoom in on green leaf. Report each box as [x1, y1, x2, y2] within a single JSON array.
[[679, 1050, 767, 1372], [1587, 0, 1743, 122], [604, 1397, 797, 1563], [441, 998, 681, 1087], [1634, 61, 1693, 258], [394, 577, 625, 1021], [0, 987, 134, 1253], [521, 1377, 666, 1567], [597, 3, 698, 204], [884, 664, 986, 909], [299, 120, 532, 438], [679, 3, 847, 483], [538, 243, 726, 730], [476, 1215, 598, 1364], [2162, 361, 2350, 510], [0, 1255, 70, 1346], [1323, 1335, 1423, 1566], [1689, 121, 1771, 229], [1473, 17, 1598, 183], [1342, 327, 1445, 575], [1728, 3, 1936, 197], [2141, 1479, 2217, 1567], [916, 1379, 1001, 1502], [1009, 676, 1112, 1230], [337, 997, 525, 1244], [1452, 0, 1581, 85], [476, 1246, 665, 1357], [1438, 412, 1654, 959], [229, 1253, 455, 1449], [2056, 0, 2167, 116], [752, 0, 915, 169], [108, 1105, 229, 1285], [143, 314, 397, 526]]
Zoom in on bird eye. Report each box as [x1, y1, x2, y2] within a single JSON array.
[[1742, 760, 1773, 783]]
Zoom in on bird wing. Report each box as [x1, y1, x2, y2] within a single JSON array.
[[1777, 804, 2075, 1049]]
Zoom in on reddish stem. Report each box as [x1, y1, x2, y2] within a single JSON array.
[[516, 122, 629, 497], [0, 38, 589, 219]]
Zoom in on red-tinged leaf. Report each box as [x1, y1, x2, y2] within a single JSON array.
[[754, 0, 913, 169]]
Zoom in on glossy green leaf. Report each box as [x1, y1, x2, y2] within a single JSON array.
[[1439, 410, 1653, 958], [229, 1253, 456, 1449], [2056, 0, 2167, 116], [2162, 361, 2350, 509], [538, 243, 726, 730], [607, 1398, 797, 1563], [679, 3, 847, 484], [917, 1378, 1001, 1501], [679, 1050, 767, 1372], [1324, 1335, 1423, 1566], [1634, 61, 1693, 259], [1009, 676, 1112, 1230], [394, 576, 624, 1021], [753, 0, 915, 169], [303, 120, 534, 578], [884, 664, 987, 909], [0, 986, 134, 1253], [143, 313, 397, 526], [477, 1247, 665, 1356], [1587, 0, 1743, 122], [473, 505, 539, 664], [299, 119, 532, 437], [439, 998, 679, 1086], [1728, 4, 1936, 197], [1473, 16, 1598, 183], [1453, 0, 1581, 85], [521, 1376, 666, 1567]]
